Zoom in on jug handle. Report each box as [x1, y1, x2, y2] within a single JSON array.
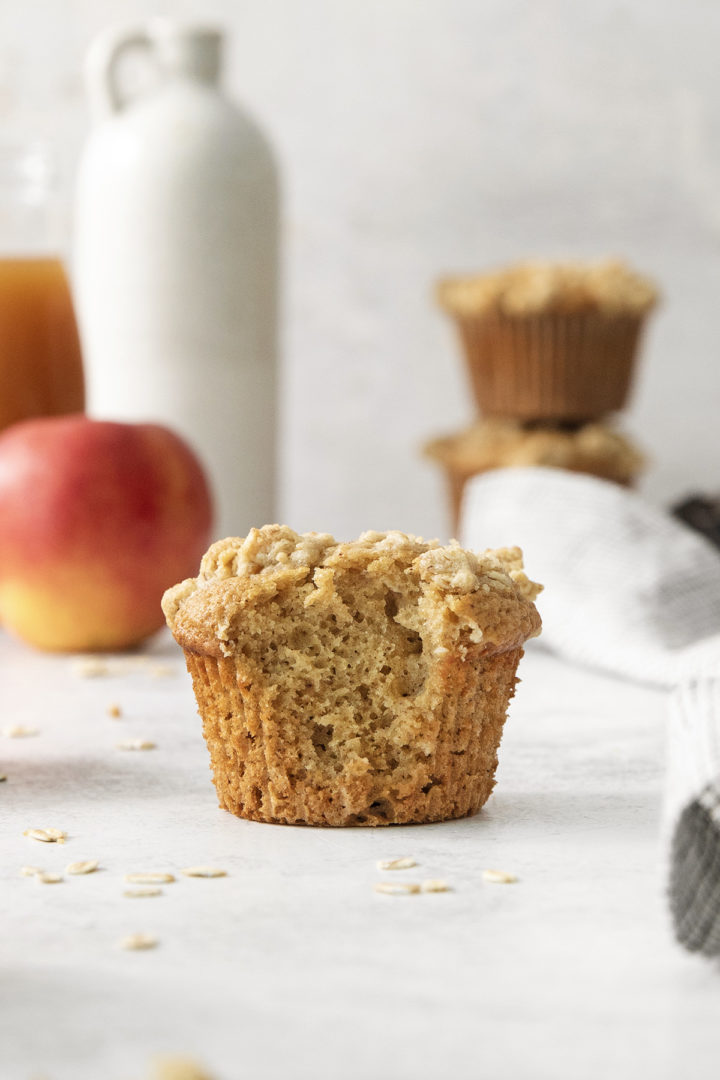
[[85, 25, 155, 120]]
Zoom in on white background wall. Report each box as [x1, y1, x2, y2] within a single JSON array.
[[2, 0, 719, 541]]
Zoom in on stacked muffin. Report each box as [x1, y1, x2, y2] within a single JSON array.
[[426, 259, 658, 531]]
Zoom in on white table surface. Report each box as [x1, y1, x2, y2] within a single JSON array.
[[2, 628, 720, 1080]]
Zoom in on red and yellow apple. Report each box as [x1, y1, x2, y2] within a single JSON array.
[[0, 415, 213, 651]]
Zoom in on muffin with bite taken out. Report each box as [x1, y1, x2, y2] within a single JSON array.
[[163, 525, 542, 826]]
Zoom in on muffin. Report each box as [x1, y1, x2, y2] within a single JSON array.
[[162, 525, 541, 827], [424, 418, 646, 532], [436, 259, 658, 422]]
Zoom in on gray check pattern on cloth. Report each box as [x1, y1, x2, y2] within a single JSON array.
[[668, 679, 720, 956], [460, 467, 720, 959], [671, 783, 720, 956]]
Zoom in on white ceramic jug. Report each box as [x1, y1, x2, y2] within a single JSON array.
[[74, 20, 278, 539]]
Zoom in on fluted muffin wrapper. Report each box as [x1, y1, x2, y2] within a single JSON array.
[[453, 310, 648, 422], [431, 456, 477, 536], [427, 436, 644, 537], [182, 647, 524, 827], [437, 457, 639, 536]]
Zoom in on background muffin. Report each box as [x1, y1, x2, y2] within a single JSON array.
[[437, 259, 659, 423], [425, 419, 646, 531]]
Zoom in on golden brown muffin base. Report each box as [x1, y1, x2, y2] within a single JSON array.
[[455, 310, 646, 422], [184, 645, 524, 827], [439, 458, 635, 535], [424, 418, 644, 532]]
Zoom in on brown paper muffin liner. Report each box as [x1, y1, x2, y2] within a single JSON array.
[[439, 459, 635, 536], [454, 311, 647, 421], [182, 647, 524, 827], [425, 420, 645, 534], [442, 460, 480, 536]]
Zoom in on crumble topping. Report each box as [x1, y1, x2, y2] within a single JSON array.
[[424, 419, 645, 483], [437, 258, 658, 317], [162, 525, 542, 659]]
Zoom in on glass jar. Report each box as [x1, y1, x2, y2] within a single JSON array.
[[0, 142, 84, 433]]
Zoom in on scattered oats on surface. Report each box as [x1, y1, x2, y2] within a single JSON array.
[[3, 724, 38, 738], [150, 1055, 216, 1080], [180, 867, 227, 879], [72, 656, 151, 677], [150, 664, 175, 678], [72, 657, 110, 678], [119, 656, 153, 671], [376, 857, 418, 871], [119, 932, 158, 951], [420, 879, 451, 893], [116, 739, 156, 751], [24, 828, 67, 844], [373, 881, 421, 896], [125, 872, 175, 885], [66, 860, 99, 875], [482, 869, 518, 884], [20, 866, 44, 877], [37, 871, 63, 884], [107, 703, 122, 718], [124, 887, 163, 898], [130, 656, 177, 674]]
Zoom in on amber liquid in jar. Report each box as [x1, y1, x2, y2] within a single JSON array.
[[0, 257, 84, 432], [0, 145, 85, 434]]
